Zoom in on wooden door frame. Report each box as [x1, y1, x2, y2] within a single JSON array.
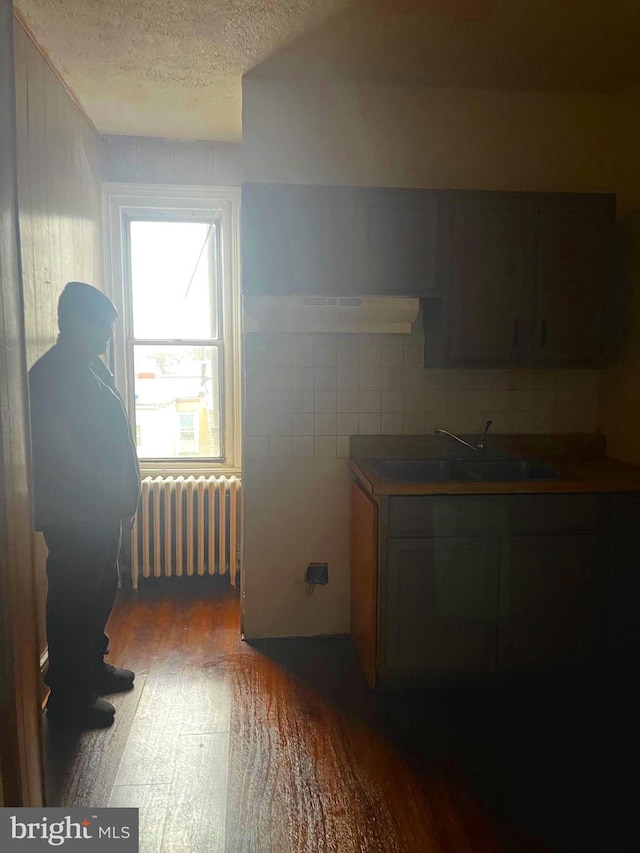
[[0, 0, 45, 807]]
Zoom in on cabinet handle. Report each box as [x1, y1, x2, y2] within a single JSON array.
[[512, 320, 519, 347], [540, 319, 547, 347]]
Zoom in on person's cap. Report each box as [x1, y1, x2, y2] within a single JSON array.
[[58, 281, 118, 326]]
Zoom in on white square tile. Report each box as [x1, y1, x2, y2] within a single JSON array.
[[336, 436, 351, 458], [337, 345, 359, 368], [532, 411, 555, 433], [268, 368, 291, 390], [245, 436, 269, 459], [402, 412, 426, 434], [313, 333, 337, 347], [337, 413, 359, 435], [424, 369, 449, 390], [268, 436, 291, 457], [424, 389, 448, 412], [291, 345, 314, 368], [291, 413, 314, 435], [446, 389, 470, 412], [268, 344, 291, 368], [268, 413, 291, 436], [314, 391, 337, 413], [402, 369, 424, 391], [246, 366, 269, 391], [533, 388, 556, 412], [359, 413, 381, 434], [554, 411, 577, 433], [512, 411, 534, 433], [292, 368, 314, 391], [268, 390, 292, 413], [358, 368, 382, 390], [245, 344, 268, 368], [359, 390, 381, 412], [314, 414, 336, 435], [314, 368, 337, 390], [359, 344, 382, 368], [245, 412, 268, 437], [444, 412, 471, 433], [381, 346, 403, 368], [403, 391, 426, 412], [337, 390, 359, 413], [292, 436, 314, 457], [291, 333, 314, 346], [491, 389, 515, 412], [512, 389, 535, 412], [292, 390, 314, 413], [381, 413, 403, 434], [403, 345, 424, 368], [490, 412, 513, 434], [576, 410, 599, 431], [314, 344, 337, 368], [245, 381, 269, 412], [337, 368, 359, 390], [492, 370, 517, 390], [314, 436, 336, 458], [381, 368, 403, 392], [381, 391, 403, 412]]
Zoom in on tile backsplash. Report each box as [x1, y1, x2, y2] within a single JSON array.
[[244, 327, 601, 460]]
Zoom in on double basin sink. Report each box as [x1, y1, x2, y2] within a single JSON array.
[[373, 457, 561, 483]]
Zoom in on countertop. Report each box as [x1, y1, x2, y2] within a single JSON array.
[[349, 434, 640, 496]]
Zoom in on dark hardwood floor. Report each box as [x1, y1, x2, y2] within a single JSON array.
[[44, 581, 639, 852]]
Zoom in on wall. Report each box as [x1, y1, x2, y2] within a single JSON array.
[[600, 86, 640, 463], [241, 74, 618, 638], [0, 0, 43, 806], [102, 135, 242, 186], [13, 19, 104, 657]]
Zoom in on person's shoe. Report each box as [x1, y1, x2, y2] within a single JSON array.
[[46, 693, 115, 730], [94, 662, 135, 695]]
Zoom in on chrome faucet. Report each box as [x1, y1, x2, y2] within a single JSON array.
[[435, 419, 493, 452]]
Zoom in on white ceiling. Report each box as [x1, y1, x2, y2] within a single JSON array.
[[15, 0, 352, 141], [16, 0, 640, 142]]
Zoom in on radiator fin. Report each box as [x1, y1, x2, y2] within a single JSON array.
[[131, 475, 242, 589]]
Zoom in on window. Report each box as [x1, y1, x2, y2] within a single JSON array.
[[105, 186, 241, 471]]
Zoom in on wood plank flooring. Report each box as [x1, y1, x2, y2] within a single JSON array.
[[44, 581, 639, 852]]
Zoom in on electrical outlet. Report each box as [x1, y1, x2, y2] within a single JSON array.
[[306, 562, 329, 586]]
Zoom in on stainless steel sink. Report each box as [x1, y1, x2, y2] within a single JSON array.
[[373, 459, 457, 482], [373, 457, 561, 483], [453, 458, 561, 482]]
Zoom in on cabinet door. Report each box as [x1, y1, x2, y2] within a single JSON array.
[[498, 534, 601, 669], [355, 188, 439, 296], [606, 495, 640, 664], [242, 183, 334, 295], [444, 191, 536, 365], [383, 537, 499, 676], [533, 194, 615, 365]]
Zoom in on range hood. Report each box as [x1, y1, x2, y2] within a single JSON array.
[[243, 295, 420, 334]]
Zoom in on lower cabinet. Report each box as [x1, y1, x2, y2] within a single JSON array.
[[384, 537, 499, 676], [497, 534, 601, 669], [351, 487, 640, 687]]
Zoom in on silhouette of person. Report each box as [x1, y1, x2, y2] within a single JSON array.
[[29, 281, 141, 729]]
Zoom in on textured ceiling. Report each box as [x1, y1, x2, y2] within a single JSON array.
[[16, 0, 640, 142], [15, 0, 352, 141]]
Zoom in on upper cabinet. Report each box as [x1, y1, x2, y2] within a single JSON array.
[[242, 183, 441, 297], [354, 188, 440, 296], [533, 194, 615, 366], [443, 192, 536, 365], [435, 190, 616, 368], [242, 183, 617, 367], [242, 183, 334, 296]]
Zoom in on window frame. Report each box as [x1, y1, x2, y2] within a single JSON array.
[[104, 183, 242, 474]]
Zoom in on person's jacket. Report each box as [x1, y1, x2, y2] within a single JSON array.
[[29, 341, 141, 529]]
